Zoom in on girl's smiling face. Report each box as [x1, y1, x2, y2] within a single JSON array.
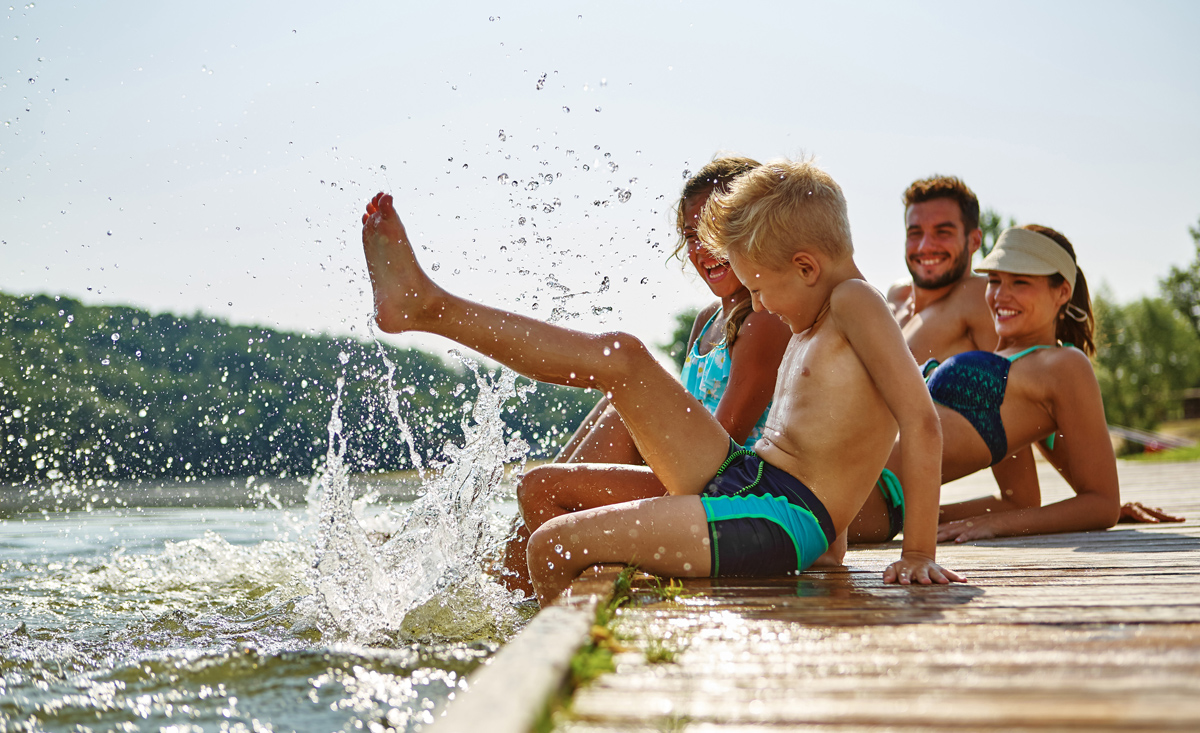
[[681, 194, 747, 301], [985, 271, 1071, 339]]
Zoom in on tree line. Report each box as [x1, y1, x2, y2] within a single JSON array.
[[0, 292, 595, 484], [1095, 217, 1200, 434]]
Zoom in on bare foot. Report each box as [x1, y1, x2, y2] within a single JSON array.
[[361, 192, 442, 333]]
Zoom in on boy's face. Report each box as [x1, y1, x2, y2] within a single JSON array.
[[727, 250, 809, 333]]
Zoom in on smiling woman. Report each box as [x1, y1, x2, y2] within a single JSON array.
[[847, 224, 1127, 547]]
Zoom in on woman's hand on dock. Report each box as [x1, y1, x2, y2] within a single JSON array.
[[1118, 502, 1185, 524], [937, 515, 1000, 543]]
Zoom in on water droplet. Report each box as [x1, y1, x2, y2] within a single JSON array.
[[431, 262, 441, 271], [640, 277, 649, 284], [106, 230, 112, 236], [497, 173, 508, 184], [498, 129, 506, 141], [101, 358, 110, 365], [603, 347, 611, 356], [380, 164, 387, 170], [518, 217, 526, 225], [561, 106, 570, 113], [338, 351, 350, 365], [110, 333, 120, 342], [608, 161, 619, 173], [617, 189, 632, 203], [536, 73, 547, 90], [682, 168, 692, 180], [600, 77, 608, 87], [594, 107, 601, 112]]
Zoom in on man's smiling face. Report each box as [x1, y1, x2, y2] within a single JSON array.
[[904, 198, 973, 290]]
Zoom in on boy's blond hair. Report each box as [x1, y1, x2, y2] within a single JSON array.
[[699, 158, 853, 268]]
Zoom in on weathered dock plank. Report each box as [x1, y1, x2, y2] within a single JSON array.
[[557, 460, 1200, 731]]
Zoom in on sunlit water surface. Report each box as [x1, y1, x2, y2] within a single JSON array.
[[0, 364, 537, 732]]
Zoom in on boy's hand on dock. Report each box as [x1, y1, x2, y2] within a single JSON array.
[[883, 552, 965, 585]]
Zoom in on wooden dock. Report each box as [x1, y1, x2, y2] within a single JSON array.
[[436, 459, 1200, 732]]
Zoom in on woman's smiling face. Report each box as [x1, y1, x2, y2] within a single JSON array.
[[681, 193, 746, 300], [985, 271, 1071, 339]]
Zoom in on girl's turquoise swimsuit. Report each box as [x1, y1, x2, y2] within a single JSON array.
[[681, 311, 772, 449]]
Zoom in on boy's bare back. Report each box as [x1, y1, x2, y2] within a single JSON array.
[[758, 278, 920, 533]]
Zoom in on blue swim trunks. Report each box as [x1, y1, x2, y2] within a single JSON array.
[[700, 443, 835, 577]]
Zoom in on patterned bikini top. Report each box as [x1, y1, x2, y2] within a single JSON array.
[[922, 344, 1058, 466]]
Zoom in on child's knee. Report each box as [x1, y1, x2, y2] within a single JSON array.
[[515, 465, 556, 518], [526, 519, 572, 577], [595, 331, 655, 376]]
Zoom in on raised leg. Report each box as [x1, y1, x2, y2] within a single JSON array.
[[362, 193, 731, 494], [525, 495, 712, 605]]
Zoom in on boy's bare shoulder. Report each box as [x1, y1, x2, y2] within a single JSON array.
[[826, 279, 899, 342], [831, 278, 890, 311]]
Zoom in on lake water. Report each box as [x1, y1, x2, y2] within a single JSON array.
[[0, 495, 530, 732], [1, 368, 539, 732]]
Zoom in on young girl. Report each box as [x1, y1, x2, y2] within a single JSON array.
[[850, 225, 1124, 544], [500, 158, 793, 594]]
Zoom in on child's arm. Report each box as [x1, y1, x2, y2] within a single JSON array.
[[715, 310, 791, 444], [831, 281, 964, 585], [938, 447, 1042, 523], [938, 351, 1120, 542]]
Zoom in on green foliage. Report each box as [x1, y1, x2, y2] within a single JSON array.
[[1159, 217, 1200, 336], [658, 308, 699, 372], [1125, 443, 1200, 463], [643, 639, 677, 664], [0, 292, 593, 483], [568, 642, 615, 687], [979, 207, 1017, 257], [1093, 289, 1200, 430]]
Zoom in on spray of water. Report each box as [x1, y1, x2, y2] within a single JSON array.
[[304, 354, 533, 645]]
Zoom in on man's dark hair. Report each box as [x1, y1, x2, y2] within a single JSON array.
[[903, 176, 980, 232]]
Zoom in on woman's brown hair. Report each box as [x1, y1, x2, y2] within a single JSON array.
[[672, 156, 760, 347], [1023, 224, 1095, 356]]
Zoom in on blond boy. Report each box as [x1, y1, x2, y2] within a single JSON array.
[[361, 159, 964, 606]]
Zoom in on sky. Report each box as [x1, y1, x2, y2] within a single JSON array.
[[3, 0, 1199, 356]]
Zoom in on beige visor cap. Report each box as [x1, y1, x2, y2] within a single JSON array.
[[975, 228, 1077, 297]]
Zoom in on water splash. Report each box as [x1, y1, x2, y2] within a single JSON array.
[[305, 358, 532, 645]]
